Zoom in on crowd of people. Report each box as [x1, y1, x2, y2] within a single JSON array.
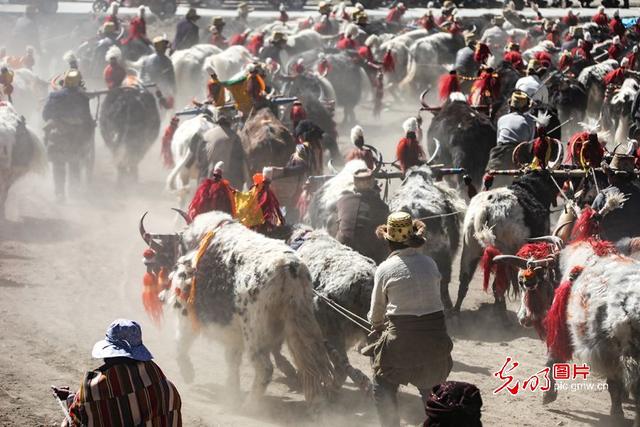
[[2, 1, 640, 426]]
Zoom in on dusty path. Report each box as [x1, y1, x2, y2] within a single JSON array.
[[0, 102, 633, 427]]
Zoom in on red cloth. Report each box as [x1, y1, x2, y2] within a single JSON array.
[[228, 32, 247, 46], [290, 103, 306, 129], [336, 36, 358, 50], [317, 58, 332, 76], [534, 50, 552, 68], [345, 147, 375, 169], [545, 30, 560, 46], [626, 51, 639, 69], [246, 34, 264, 55], [469, 71, 500, 105], [438, 72, 460, 101], [503, 50, 523, 70], [592, 11, 609, 26], [480, 245, 510, 297], [161, 117, 179, 169], [396, 136, 425, 172], [382, 49, 395, 73], [473, 43, 491, 64], [609, 17, 626, 37], [608, 42, 623, 60], [314, 21, 331, 34], [385, 7, 404, 24], [256, 183, 285, 227], [104, 62, 126, 89], [572, 45, 593, 62], [124, 16, 147, 44], [558, 53, 573, 71], [532, 137, 552, 169], [562, 14, 578, 27], [209, 32, 228, 49], [448, 22, 462, 35], [604, 67, 626, 86], [279, 11, 289, 22], [418, 15, 436, 30], [358, 45, 374, 62], [188, 178, 235, 220]]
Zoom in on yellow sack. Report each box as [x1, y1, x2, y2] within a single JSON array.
[[234, 188, 265, 228]]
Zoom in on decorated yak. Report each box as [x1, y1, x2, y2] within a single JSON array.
[[0, 103, 47, 218], [99, 84, 160, 182], [388, 164, 466, 310], [139, 210, 335, 402]]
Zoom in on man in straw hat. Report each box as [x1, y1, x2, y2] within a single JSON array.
[[334, 168, 389, 263], [496, 90, 535, 146], [174, 8, 201, 51], [365, 211, 453, 427], [0, 67, 14, 103], [53, 319, 182, 426], [592, 153, 640, 242], [235, 2, 254, 28], [480, 15, 507, 52], [455, 30, 478, 85], [209, 16, 228, 49], [515, 59, 549, 104], [140, 35, 176, 96], [260, 31, 287, 64], [43, 68, 94, 202]]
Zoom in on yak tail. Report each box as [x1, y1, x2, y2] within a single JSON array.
[[165, 150, 193, 192], [283, 264, 335, 403]]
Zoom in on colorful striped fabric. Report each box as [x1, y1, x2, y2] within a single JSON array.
[[68, 360, 181, 427]]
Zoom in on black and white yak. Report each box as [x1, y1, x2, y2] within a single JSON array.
[[0, 103, 47, 219], [139, 210, 335, 403], [494, 227, 640, 426], [456, 170, 558, 313], [423, 92, 496, 190], [286, 225, 375, 390], [389, 164, 466, 310], [99, 85, 161, 183]]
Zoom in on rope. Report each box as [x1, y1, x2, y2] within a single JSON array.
[[312, 289, 372, 333], [417, 210, 465, 221], [591, 168, 600, 194]]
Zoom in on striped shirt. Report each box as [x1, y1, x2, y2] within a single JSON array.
[[67, 359, 181, 427]]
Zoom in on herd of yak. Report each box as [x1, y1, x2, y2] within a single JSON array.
[[2, 5, 640, 425]]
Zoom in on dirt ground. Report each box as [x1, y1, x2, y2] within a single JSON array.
[[1, 98, 635, 427]]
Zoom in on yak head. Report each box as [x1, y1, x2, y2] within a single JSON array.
[[493, 236, 563, 335]]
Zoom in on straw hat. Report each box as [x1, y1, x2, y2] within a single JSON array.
[[604, 153, 636, 175], [270, 31, 287, 44], [376, 212, 426, 245], [64, 70, 82, 87], [186, 8, 201, 21], [318, 1, 331, 13], [153, 34, 170, 49], [509, 90, 530, 109], [102, 21, 117, 35], [237, 2, 254, 13]]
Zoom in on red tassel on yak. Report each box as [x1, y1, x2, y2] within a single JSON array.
[[142, 270, 163, 326], [570, 206, 600, 242], [438, 70, 460, 101], [545, 266, 584, 362], [161, 116, 179, 169], [480, 245, 509, 297], [382, 49, 395, 73]]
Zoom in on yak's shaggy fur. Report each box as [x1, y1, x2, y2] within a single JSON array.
[[457, 171, 555, 310], [287, 225, 375, 385], [99, 86, 160, 181], [516, 240, 640, 424], [304, 159, 367, 230], [389, 164, 466, 309], [167, 211, 334, 402], [0, 103, 46, 218]]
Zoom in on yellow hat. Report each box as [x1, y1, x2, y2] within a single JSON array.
[[355, 11, 368, 24], [271, 31, 287, 43], [382, 212, 413, 243], [102, 21, 117, 35], [63, 70, 81, 88], [509, 90, 530, 109]]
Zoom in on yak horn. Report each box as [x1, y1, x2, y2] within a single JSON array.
[[419, 89, 434, 109], [547, 140, 564, 170], [139, 212, 151, 245], [512, 141, 530, 166], [172, 208, 192, 225], [427, 138, 441, 165], [528, 257, 557, 268], [492, 254, 529, 269], [526, 235, 564, 249], [327, 159, 338, 174]]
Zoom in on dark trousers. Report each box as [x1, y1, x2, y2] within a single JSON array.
[[373, 375, 430, 427], [52, 160, 80, 199]]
